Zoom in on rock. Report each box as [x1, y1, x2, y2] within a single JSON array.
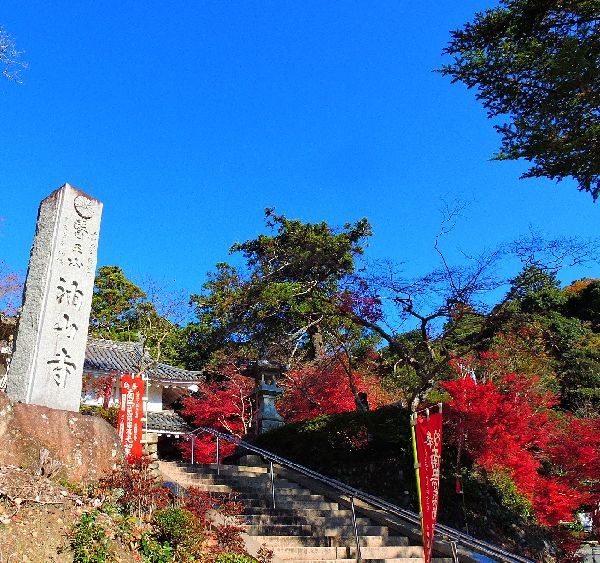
[[0, 391, 123, 482]]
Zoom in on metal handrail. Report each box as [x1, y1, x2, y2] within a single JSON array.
[[187, 425, 532, 563]]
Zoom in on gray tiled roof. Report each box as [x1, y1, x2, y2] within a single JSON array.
[[84, 338, 204, 384], [145, 411, 192, 434]]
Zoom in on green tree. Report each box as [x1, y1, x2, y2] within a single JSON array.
[[440, 0, 600, 199], [185, 209, 373, 365], [445, 267, 600, 414], [565, 278, 600, 330], [90, 266, 148, 341], [90, 266, 185, 366]]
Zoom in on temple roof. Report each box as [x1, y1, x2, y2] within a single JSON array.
[[84, 338, 204, 384], [145, 411, 192, 434]]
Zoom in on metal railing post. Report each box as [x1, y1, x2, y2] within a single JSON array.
[[216, 436, 220, 475], [450, 540, 460, 562], [191, 435, 195, 465], [269, 461, 276, 509], [350, 496, 362, 561]]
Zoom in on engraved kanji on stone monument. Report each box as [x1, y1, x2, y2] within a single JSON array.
[[6, 184, 102, 411]]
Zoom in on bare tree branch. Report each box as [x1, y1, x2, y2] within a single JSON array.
[[1, 27, 27, 82]]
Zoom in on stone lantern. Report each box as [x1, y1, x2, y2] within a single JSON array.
[[249, 359, 285, 435]]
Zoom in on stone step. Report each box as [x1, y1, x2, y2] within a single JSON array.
[[168, 473, 230, 484], [236, 492, 327, 503], [240, 514, 376, 529], [277, 500, 340, 511], [181, 468, 271, 480], [245, 525, 314, 537], [239, 498, 340, 511], [236, 486, 315, 496], [269, 546, 351, 560], [176, 462, 268, 474], [286, 516, 372, 527], [178, 471, 308, 494], [241, 506, 354, 519], [321, 526, 393, 539], [242, 507, 309, 516], [248, 535, 333, 548], [178, 472, 271, 485], [350, 546, 425, 559], [270, 545, 427, 560], [241, 514, 314, 526], [160, 462, 456, 562], [181, 483, 235, 493], [241, 512, 369, 523], [250, 534, 409, 548], [284, 557, 453, 563]]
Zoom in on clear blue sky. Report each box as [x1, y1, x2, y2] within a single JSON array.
[[1, 2, 598, 302]]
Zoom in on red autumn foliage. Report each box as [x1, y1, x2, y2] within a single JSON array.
[[180, 363, 254, 463], [98, 455, 172, 517], [179, 486, 217, 526], [180, 355, 389, 460], [181, 485, 246, 554], [82, 371, 117, 408], [442, 361, 600, 527], [279, 362, 388, 423], [338, 284, 383, 323]]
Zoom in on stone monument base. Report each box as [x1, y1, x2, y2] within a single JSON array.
[[0, 392, 123, 483]]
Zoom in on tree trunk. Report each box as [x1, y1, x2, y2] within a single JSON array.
[[307, 323, 326, 360]]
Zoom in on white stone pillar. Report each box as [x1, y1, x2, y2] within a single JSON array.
[[7, 184, 102, 412]]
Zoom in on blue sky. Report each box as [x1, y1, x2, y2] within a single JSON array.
[[1, 1, 597, 304]]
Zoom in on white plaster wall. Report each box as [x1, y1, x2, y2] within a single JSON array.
[[147, 384, 163, 412]]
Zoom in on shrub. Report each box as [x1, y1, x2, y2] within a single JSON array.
[[80, 404, 119, 427], [138, 533, 174, 563], [152, 506, 206, 561], [153, 507, 198, 547], [215, 554, 257, 563], [178, 486, 216, 526], [487, 468, 535, 522], [213, 523, 246, 555], [98, 456, 172, 517], [70, 510, 111, 563]]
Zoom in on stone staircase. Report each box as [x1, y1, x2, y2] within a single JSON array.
[[159, 461, 454, 563]]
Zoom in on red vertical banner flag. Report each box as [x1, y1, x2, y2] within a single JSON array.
[[412, 408, 443, 563], [117, 373, 145, 460]]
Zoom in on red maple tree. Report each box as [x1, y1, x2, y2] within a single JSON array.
[[82, 371, 117, 409], [279, 361, 388, 423], [180, 362, 255, 463], [442, 359, 600, 527], [180, 354, 389, 460]]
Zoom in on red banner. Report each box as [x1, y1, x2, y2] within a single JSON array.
[[117, 374, 145, 460], [415, 411, 443, 563]]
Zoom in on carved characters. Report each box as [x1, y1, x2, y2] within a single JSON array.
[[53, 313, 78, 340], [47, 191, 99, 389], [56, 277, 84, 310], [73, 219, 88, 240], [47, 347, 76, 387]]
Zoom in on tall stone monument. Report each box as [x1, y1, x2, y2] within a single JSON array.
[[7, 184, 102, 412]]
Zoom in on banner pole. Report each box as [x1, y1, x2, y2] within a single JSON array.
[[410, 413, 424, 536]]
